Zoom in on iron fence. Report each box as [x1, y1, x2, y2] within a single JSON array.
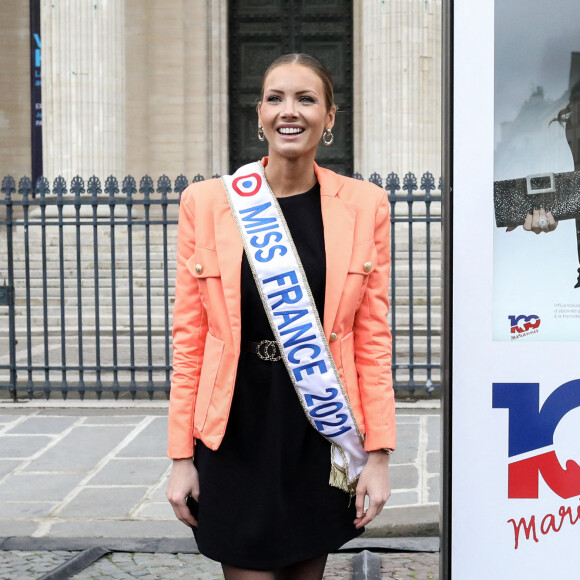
[[0, 171, 441, 401]]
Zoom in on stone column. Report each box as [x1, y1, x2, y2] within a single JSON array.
[[125, 0, 228, 180], [41, 0, 125, 182], [206, 0, 229, 177], [0, 2, 31, 177], [355, 0, 442, 179]]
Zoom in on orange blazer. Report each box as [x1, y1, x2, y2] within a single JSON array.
[[167, 159, 396, 459]]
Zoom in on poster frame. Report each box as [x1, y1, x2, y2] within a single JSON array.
[[440, 0, 453, 577]]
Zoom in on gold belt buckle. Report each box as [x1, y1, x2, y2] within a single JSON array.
[[256, 340, 281, 362]]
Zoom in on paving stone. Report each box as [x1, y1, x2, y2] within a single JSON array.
[[324, 553, 352, 578], [0, 550, 74, 579], [6, 416, 78, 434], [88, 458, 169, 486], [0, 472, 84, 501], [48, 519, 189, 538], [390, 464, 419, 490], [116, 417, 168, 458], [394, 415, 420, 424], [150, 477, 170, 501], [389, 423, 419, 465], [58, 486, 149, 517], [135, 501, 175, 519], [388, 490, 419, 507], [427, 415, 441, 451], [426, 451, 440, 474], [0, 501, 57, 517], [380, 552, 439, 579], [0, 459, 23, 479], [0, 435, 53, 458], [428, 474, 440, 503], [0, 520, 39, 536], [0, 414, 23, 424], [23, 425, 133, 472], [82, 415, 147, 425]]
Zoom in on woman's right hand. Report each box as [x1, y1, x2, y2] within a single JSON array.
[[166, 458, 199, 528]]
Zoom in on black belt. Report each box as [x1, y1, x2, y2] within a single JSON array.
[[242, 340, 282, 362]]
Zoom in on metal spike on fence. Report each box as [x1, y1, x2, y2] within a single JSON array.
[[174, 174, 189, 196], [157, 174, 172, 198], [53, 176, 67, 198], [385, 172, 400, 196], [1, 175, 16, 198], [18, 176, 32, 199], [35, 176, 50, 198], [70, 176, 85, 198], [105, 175, 119, 197], [122, 175, 137, 198], [421, 171, 436, 197], [368, 172, 383, 187], [403, 172, 418, 195], [139, 175, 154, 197], [88, 175, 102, 197]]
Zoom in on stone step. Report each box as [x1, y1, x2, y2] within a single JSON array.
[[0, 314, 170, 329], [11, 293, 172, 307], [7, 268, 175, 287], [6, 287, 173, 300]]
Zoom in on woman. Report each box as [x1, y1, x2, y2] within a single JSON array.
[[508, 80, 580, 288], [166, 53, 395, 580]]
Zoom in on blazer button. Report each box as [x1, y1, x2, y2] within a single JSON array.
[[363, 261, 373, 273], [329, 332, 338, 341], [194, 264, 203, 274]]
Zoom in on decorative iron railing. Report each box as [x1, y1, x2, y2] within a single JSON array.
[[0, 172, 441, 401]]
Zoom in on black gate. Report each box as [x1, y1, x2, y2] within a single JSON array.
[[228, 0, 353, 175], [0, 171, 441, 401]]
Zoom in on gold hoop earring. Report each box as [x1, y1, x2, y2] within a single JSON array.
[[258, 125, 265, 142], [322, 128, 334, 146]]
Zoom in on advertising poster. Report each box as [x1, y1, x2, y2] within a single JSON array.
[[493, 0, 580, 341], [448, 0, 580, 577]]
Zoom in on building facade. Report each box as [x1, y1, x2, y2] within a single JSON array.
[[0, 0, 442, 182]]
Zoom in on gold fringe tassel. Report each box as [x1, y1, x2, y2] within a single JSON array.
[[329, 464, 358, 497]]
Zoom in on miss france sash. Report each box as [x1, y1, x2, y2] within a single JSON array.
[[222, 161, 368, 493]]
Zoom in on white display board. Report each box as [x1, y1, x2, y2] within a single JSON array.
[[450, 0, 580, 577]]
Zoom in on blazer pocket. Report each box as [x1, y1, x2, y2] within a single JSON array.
[[186, 247, 221, 313], [186, 247, 220, 279], [346, 242, 378, 309], [194, 332, 224, 432]]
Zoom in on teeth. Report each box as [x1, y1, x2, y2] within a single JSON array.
[[278, 127, 303, 134]]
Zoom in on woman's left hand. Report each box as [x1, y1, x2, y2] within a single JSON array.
[[506, 209, 558, 234], [354, 450, 392, 529]]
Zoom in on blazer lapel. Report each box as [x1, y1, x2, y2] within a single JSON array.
[[215, 161, 355, 346], [213, 199, 243, 348], [316, 165, 356, 337]]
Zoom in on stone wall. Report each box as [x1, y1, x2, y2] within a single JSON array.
[[0, 1, 442, 183], [0, 2, 31, 178]]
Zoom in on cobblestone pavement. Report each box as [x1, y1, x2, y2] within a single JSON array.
[[0, 550, 439, 579], [0, 406, 439, 539]]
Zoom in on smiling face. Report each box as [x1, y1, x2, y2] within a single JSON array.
[[257, 63, 336, 162]]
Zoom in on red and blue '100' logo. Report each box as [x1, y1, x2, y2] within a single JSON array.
[[509, 314, 540, 334], [493, 380, 580, 499]]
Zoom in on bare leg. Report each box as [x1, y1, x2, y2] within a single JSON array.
[[222, 564, 275, 580], [275, 554, 328, 580]]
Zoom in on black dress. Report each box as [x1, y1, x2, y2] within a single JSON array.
[[193, 183, 363, 570]]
